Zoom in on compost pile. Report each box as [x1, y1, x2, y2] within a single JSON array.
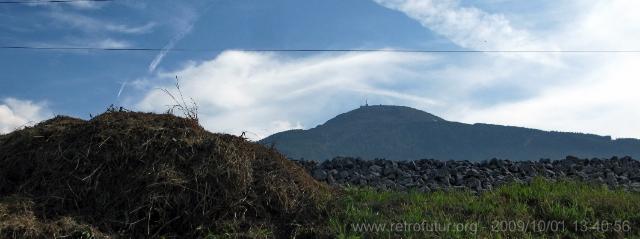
[[0, 109, 332, 238]]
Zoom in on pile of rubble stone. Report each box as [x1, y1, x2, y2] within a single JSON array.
[[294, 156, 640, 193]]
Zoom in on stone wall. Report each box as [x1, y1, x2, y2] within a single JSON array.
[[293, 156, 640, 193]]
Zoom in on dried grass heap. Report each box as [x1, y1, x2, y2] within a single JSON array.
[[0, 109, 331, 238]]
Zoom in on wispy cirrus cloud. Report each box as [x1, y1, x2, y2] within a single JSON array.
[[94, 38, 132, 48], [27, 37, 133, 51], [371, 0, 640, 139], [147, 3, 213, 73], [25, 1, 106, 9], [47, 11, 156, 34], [373, 0, 561, 65], [147, 23, 194, 73], [117, 0, 640, 141], [65, 1, 104, 9]]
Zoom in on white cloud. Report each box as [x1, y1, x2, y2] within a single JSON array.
[[94, 38, 132, 48], [48, 11, 155, 34], [131, 0, 640, 141], [373, 0, 560, 65], [25, 1, 105, 9], [136, 51, 437, 140], [147, 3, 214, 73], [0, 98, 50, 134], [363, 0, 640, 139], [433, 0, 640, 139], [28, 37, 133, 52], [148, 23, 193, 73], [66, 1, 103, 9], [560, 0, 640, 50]]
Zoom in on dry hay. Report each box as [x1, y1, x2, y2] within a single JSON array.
[[0, 195, 107, 239], [0, 109, 332, 238]]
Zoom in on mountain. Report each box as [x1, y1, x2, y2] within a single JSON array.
[[259, 105, 640, 161]]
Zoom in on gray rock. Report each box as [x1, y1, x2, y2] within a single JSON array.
[[358, 178, 367, 185], [453, 173, 464, 186], [604, 172, 616, 179], [384, 160, 398, 169], [398, 176, 414, 186], [327, 174, 336, 185], [437, 168, 450, 178], [442, 175, 452, 186], [383, 166, 396, 177], [467, 168, 481, 177], [594, 177, 604, 184], [544, 169, 556, 177], [576, 172, 588, 180], [617, 176, 629, 184], [482, 180, 493, 191], [613, 165, 625, 175], [344, 158, 355, 168], [294, 156, 640, 193], [508, 165, 520, 173], [523, 165, 537, 176], [466, 178, 482, 190], [337, 170, 350, 180], [397, 170, 411, 178], [369, 165, 382, 173], [312, 169, 328, 181]]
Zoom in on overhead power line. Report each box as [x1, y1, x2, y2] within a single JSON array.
[[0, 0, 112, 4], [1, 46, 640, 53]]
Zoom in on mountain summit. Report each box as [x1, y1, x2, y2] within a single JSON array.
[[259, 105, 640, 161]]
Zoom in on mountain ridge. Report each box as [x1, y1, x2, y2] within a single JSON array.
[[259, 105, 640, 161]]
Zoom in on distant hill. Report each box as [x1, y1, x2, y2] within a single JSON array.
[[259, 105, 640, 161]]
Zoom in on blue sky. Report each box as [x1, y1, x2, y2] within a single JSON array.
[[1, 0, 639, 139]]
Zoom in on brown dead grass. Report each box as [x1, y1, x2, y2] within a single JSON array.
[[0, 109, 332, 238], [0, 195, 107, 239]]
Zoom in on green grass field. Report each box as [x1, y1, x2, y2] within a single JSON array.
[[205, 178, 640, 238], [328, 178, 640, 239]]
